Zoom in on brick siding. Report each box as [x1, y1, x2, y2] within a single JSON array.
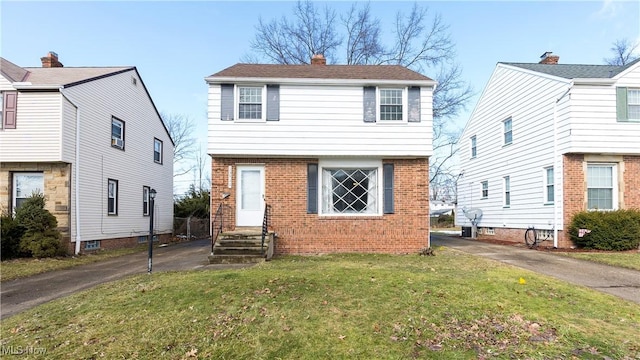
[[64, 233, 173, 254], [212, 157, 430, 254]]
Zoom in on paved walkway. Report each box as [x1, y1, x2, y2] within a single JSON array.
[[431, 233, 640, 304], [0, 239, 253, 319]]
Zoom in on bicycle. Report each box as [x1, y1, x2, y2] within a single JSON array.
[[524, 227, 553, 248]]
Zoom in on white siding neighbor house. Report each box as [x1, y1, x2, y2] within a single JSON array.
[[0, 52, 174, 253], [206, 55, 435, 256], [455, 52, 640, 248]]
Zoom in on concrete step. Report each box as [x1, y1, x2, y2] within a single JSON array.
[[214, 247, 266, 256], [208, 254, 265, 264], [216, 239, 266, 247]]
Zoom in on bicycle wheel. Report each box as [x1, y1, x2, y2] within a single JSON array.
[[524, 228, 537, 248]]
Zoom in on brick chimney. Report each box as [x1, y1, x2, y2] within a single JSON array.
[[41, 51, 64, 68], [539, 51, 559, 65], [311, 54, 326, 65]]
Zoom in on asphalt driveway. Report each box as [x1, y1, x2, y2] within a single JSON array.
[[431, 233, 640, 304], [0, 239, 252, 320]]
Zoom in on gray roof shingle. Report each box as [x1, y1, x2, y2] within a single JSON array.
[[501, 57, 640, 79], [208, 63, 433, 81], [1, 58, 30, 82]]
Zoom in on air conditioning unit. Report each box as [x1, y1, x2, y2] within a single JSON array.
[[112, 137, 124, 148]]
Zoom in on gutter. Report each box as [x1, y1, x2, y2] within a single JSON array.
[[553, 87, 571, 248], [59, 88, 82, 255]]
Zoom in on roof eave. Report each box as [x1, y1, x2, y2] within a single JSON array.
[[205, 76, 436, 87], [12, 83, 61, 90], [571, 78, 616, 86]]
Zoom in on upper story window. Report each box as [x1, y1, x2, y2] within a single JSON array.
[[503, 117, 513, 145], [111, 117, 125, 150], [617, 87, 640, 122], [238, 86, 263, 120], [379, 89, 404, 121], [545, 167, 554, 204], [470, 135, 477, 158], [587, 163, 617, 210], [154, 138, 163, 164], [481, 180, 488, 199], [108, 179, 118, 215]]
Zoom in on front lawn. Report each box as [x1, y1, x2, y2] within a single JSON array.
[[555, 251, 640, 271], [1, 249, 638, 359]]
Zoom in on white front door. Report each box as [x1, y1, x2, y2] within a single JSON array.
[[236, 165, 265, 226]]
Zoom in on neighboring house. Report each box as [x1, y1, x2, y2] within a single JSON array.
[[206, 55, 435, 254], [430, 200, 454, 217], [455, 52, 640, 248], [0, 52, 174, 254]]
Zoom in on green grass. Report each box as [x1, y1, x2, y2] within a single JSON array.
[[555, 251, 640, 271], [0, 245, 147, 282], [1, 248, 639, 359]]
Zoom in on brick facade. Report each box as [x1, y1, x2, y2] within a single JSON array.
[[0, 162, 71, 241], [212, 157, 430, 255], [63, 233, 173, 254]]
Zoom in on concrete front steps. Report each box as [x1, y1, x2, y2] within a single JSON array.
[[208, 227, 274, 264]]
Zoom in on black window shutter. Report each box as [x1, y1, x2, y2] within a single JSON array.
[[220, 84, 234, 121], [307, 164, 318, 213], [408, 87, 421, 122], [383, 163, 394, 214], [266, 85, 280, 121], [363, 86, 376, 123]]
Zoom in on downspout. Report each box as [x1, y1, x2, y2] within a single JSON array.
[[60, 88, 82, 255], [553, 87, 571, 248]]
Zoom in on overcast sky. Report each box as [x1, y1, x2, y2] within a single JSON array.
[[2, 1, 638, 195]]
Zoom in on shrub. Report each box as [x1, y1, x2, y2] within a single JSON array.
[[568, 209, 640, 251], [14, 194, 65, 258], [1, 213, 26, 260], [437, 214, 454, 227]]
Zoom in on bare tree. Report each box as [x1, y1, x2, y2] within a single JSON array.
[[193, 145, 211, 192], [161, 113, 197, 177], [248, 1, 473, 198], [604, 38, 639, 66]]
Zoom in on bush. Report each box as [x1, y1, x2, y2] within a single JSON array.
[[1, 213, 26, 260], [568, 209, 640, 251], [13, 194, 65, 258], [437, 214, 454, 227]]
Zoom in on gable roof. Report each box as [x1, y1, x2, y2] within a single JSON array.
[[208, 63, 433, 82], [501, 57, 640, 79]]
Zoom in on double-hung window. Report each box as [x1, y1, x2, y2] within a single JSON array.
[[617, 87, 640, 122], [587, 164, 617, 210], [503, 117, 513, 145], [111, 117, 124, 149], [238, 86, 263, 120], [154, 138, 163, 164], [108, 179, 118, 215], [470, 135, 477, 158], [12, 172, 44, 211], [545, 167, 554, 204], [481, 181, 488, 199], [503, 176, 511, 207], [379, 89, 403, 121], [143, 186, 150, 216]]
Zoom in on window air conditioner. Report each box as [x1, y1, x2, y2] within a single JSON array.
[[112, 137, 124, 148]]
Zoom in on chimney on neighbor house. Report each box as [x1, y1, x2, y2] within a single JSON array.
[[41, 51, 64, 68], [311, 54, 327, 65], [539, 51, 559, 65]]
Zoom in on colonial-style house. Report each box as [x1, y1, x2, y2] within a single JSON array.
[[206, 55, 435, 257], [0, 52, 174, 254], [455, 52, 640, 248]]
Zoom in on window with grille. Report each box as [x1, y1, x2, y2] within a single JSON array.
[[108, 179, 118, 215], [587, 164, 617, 210], [470, 135, 477, 158], [322, 168, 378, 214], [503, 117, 512, 145], [238, 86, 262, 119], [379, 89, 403, 121], [481, 181, 488, 199], [545, 167, 554, 204], [503, 176, 510, 207]]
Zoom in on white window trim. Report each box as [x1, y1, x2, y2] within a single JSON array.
[[480, 180, 488, 199], [85, 240, 100, 250], [12, 172, 44, 212], [154, 138, 163, 164], [108, 179, 118, 215], [543, 166, 554, 205], [235, 84, 267, 122], [377, 87, 408, 123], [318, 158, 383, 217], [111, 117, 124, 149], [586, 163, 618, 211], [503, 176, 510, 207], [503, 117, 513, 146], [628, 88, 640, 121], [470, 135, 477, 159], [143, 186, 150, 216]]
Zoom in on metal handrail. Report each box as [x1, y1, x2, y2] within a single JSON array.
[[211, 203, 224, 254], [261, 204, 271, 255]]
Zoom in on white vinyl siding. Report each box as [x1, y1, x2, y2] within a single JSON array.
[[0, 92, 63, 162], [208, 84, 433, 157]]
